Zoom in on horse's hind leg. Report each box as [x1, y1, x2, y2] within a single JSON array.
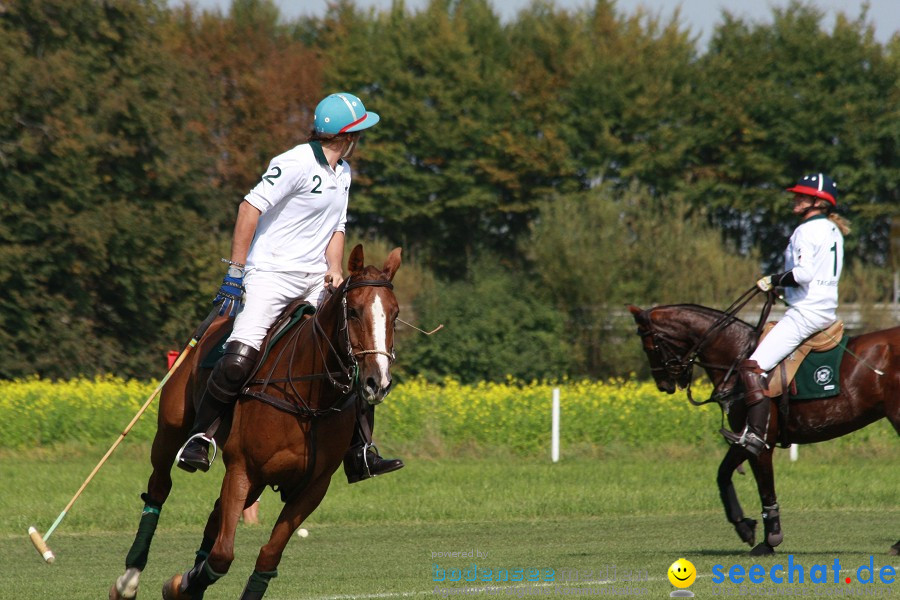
[[718, 444, 757, 547], [110, 428, 186, 600], [239, 476, 333, 600], [747, 449, 782, 556]]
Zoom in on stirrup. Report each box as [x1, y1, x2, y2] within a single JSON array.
[[359, 442, 377, 479], [175, 433, 219, 469], [720, 427, 769, 456]]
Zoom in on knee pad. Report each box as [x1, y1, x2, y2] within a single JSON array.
[[208, 342, 259, 402]]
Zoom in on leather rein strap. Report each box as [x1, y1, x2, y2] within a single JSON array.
[[243, 276, 394, 418], [640, 286, 771, 406]]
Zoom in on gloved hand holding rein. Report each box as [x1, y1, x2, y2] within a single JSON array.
[[755, 270, 798, 292], [214, 259, 245, 317]]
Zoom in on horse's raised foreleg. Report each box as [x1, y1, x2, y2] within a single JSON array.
[[747, 448, 782, 556], [239, 475, 333, 600], [717, 444, 757, 547]]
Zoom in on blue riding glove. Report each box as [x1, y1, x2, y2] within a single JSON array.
[[214, 264, 245, 317]]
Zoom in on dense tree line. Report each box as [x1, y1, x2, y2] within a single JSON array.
[[1, 0, 897, 381]]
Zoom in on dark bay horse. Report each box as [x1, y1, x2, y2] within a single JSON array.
[[110, 245, 402, 600], [628, 303, 900, 556]]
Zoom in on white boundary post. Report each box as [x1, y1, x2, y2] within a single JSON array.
[[789, 444, 798, 462], [551, 388, 560, 463]]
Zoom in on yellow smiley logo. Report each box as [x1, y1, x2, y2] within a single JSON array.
[[668, 558, 697, 588]]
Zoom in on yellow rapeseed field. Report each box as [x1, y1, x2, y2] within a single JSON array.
[[2, 376, 892, 452]]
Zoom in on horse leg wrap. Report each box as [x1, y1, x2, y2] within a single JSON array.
[[181, 559, 225, 596], [239, 569, 278, 600], [762, 504, 783, 547], [194, 536, 215, 567], [125, 494, 163, 570]]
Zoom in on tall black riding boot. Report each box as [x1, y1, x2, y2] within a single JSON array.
[[177, 341, 258, 473], [720, 359, 772, 456], [343, 406, 404, 483]]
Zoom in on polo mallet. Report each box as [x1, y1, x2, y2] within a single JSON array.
[[28, 305, 221, 564]]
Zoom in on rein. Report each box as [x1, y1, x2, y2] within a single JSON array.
[[639, 287, 772, 406], [244, 276, 395, 418]]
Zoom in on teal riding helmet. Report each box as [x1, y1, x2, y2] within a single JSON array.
[[314, 92, 380, 135]]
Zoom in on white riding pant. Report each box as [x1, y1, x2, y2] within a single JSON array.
[[750, 307, 836, 372], [227, 269, 328, 351]]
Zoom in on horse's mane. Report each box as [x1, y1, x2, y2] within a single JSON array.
[[651, 303, 755, 333]]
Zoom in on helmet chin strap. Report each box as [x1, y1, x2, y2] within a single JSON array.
[[342, 137, 357, 159]]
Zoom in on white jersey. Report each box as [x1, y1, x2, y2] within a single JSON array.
[[243, 141, 350, 273], [782, 215, 843, 319]]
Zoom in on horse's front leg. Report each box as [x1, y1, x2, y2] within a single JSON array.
[[747, 448, 783, 556], [717, 444, 757, 547], [163, 470, 250, 599], [239, 474, 333, 600]]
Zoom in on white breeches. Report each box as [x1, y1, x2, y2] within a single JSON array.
[[227, 269, 328, 351], [750, 307, 836, 372]]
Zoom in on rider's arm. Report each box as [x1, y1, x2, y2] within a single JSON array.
[[230, 200, 261, 266]]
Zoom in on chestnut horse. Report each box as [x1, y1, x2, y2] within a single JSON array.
[[110, 245, 401, 600], [628, 303, 900, 556]]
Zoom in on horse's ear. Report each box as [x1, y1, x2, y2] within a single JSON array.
[[348, 244, 364, 274], [382, 247, 402, 281], [627, 305, 644, 322]]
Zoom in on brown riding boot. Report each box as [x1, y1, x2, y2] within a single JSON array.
[[720, 359, 772, 456]]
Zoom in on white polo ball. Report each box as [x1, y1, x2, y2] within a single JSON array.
[[297, 528, 309, 538]]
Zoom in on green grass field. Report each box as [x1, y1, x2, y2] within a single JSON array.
[[0, 442, 897, 599]]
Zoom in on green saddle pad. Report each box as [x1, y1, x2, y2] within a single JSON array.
[[200, 303, 317, 369], [791, 337, 848, 400]]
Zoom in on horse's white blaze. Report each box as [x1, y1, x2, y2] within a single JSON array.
[[369, 295, 391, 387]]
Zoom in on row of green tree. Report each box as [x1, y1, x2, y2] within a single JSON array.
[[1, 0, 897, 381]]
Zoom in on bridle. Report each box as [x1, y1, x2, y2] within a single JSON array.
[[245, 275, 396, 417], [340, 278, 396, 366], [637, 287, 772, 406]]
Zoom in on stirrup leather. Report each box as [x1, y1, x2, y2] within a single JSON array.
[[175, 432, 219, 466]]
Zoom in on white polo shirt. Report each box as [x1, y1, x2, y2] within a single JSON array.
[[244, 141, 350, 273], [783, 215, 843, 319]]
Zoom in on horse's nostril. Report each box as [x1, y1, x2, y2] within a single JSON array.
[[366, 377, 378, 392]]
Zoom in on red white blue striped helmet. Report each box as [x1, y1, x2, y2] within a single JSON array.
[[786, 173, 837, 206], [314, 92, 380, 135]]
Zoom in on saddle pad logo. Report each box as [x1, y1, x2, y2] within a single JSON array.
[[814, 366, 834, 386]]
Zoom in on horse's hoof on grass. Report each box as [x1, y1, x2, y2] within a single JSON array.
[[162, 574, 187, 600], [735, 518, 757, 547], [890, 541, 900, 556], [109, 582, 128, 600], [750, 542, 776, 556]]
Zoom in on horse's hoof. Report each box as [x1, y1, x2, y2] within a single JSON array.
[[162, 574, 187, 600], [111, 567, 141, 599], [735, 518, 757, 547], [890, 541, 900, 556], [109, 582, 128, 600], [750, 542, 776, 556]]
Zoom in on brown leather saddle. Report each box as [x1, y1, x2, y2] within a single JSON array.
[[761, 320, 844, 398]]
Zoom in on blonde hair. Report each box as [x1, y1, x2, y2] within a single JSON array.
[[828, 213, 851, 236], [815, 200, 851, 235]]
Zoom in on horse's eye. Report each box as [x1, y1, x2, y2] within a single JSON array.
[[347, 307, 360, 320]]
